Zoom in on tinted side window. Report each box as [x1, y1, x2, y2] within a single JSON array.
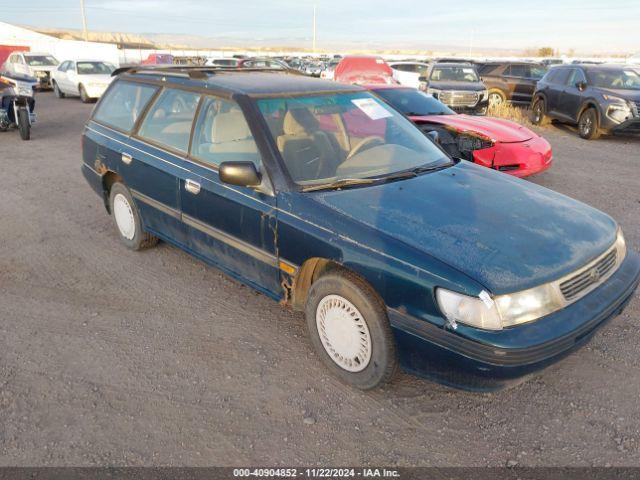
[[191, 97, 260, 167], [93, 81, 158, 133], [508, 64, 527, 77], [138, 88, 201, 154]]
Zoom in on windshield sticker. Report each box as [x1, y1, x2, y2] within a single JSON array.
[[351, 98, 393, 120], [463, 68, 475, 74]]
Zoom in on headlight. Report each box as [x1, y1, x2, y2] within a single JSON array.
[[437, 228, 626, 330], [436, 288, 502, 330], [606, 101, 632, 123]]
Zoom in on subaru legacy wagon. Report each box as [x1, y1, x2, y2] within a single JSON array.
[[81, 67, 639, 390]]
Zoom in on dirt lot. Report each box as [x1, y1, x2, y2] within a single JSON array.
[[0, 92, 639, 467]]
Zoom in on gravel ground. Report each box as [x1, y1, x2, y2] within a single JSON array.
[[0, 92, 638, 467]]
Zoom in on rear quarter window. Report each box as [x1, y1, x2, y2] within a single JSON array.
[[93, 81, 158, 133]]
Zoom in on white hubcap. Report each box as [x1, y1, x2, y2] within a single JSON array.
[[316, 294, 372, 372], [113, 193, 136, 240]]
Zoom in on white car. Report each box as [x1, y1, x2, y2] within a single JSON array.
[[2, 52, 59, 89], [205, 58, 239, 67], [51, 60, 115, 102], [389, 61, 430, 88]]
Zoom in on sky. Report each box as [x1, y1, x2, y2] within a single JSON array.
[[1, 0, 638, 54]]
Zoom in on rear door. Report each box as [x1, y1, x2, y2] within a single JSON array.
[[180, 95, 281, 296], [88, 81, 185, 245]]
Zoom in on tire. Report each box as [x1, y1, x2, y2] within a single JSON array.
[[53, 81, 65, 98], [305, 269, 399, 390], [531, 97, 549, 125], [79, 84, 91, 103], [108, 182, 159, 250], [488, 89, 506, 107], [17, 108, 30, 141], [578, 107, 601, 140]]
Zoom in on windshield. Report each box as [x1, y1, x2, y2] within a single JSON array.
[[430, 66, 479, 82], [77, 62, 114, 75], [258, 92, 450, 188], [586, 69, 640, 90], [26, 55, 58, 66], [373, 88, 455, 116]]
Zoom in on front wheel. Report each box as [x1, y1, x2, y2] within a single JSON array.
[[79, 84, 91, 103], [17, 107, 30, 141], [108, 182, 159, 250], [578, 107, 600, 140], [305, 270, 398, 390], [488, 90, 506, 107], [531, 97, 549, 125]]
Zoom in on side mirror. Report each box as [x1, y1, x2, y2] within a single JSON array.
[[418, 76, 428, 83], [426, 130, 439, 144], [219, 161, 262, 187], [576, 81, 587, 91]]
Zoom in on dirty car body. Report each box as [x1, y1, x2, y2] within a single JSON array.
[[370, 85, 552, 177], [81, 67, 639, 391]]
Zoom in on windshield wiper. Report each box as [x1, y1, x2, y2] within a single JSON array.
[[301, 177, 378, 192]]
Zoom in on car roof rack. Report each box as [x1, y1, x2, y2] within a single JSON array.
[[111, 65, 304, 79]]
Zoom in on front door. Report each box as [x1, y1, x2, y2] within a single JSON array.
[[180, 95, 281, 297], [559, 68, 587, 121]]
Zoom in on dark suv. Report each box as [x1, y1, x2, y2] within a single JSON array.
[[531, 64, 640, 139], [418, 62, 489, 115], [476, 62, 547, 106]]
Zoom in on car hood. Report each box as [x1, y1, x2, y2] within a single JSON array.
[[29, 65, 56, 73], [308, 161, 617, 294], [428, 81, 486, 91], [594, 87, 640, 102], [79, 74, 112, 84], [410, 114, 535, 142]]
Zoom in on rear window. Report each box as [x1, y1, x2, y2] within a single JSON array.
[[93, 81, 158, 133], [137, 88, 201, 154]]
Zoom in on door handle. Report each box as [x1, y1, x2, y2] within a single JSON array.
[[185, 179, 201, 195], [121, 152, 133, 165]]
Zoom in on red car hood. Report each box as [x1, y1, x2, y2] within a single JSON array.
[[410, 114, 534, 143]]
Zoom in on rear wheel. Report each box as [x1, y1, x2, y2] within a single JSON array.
[[305, 269, 398, 390], [108, 182, 158, 250], [17, 108, 30, 141], [53, 81, 65, 98], [578, 107, 600, 140], [531, 97, 549, 125], [79, 84, 91, 103]]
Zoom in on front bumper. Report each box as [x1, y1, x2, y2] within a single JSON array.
[[473, 135, 553, 178], [389, 251, 640, 391], [448, 99, 489, 115], [609, 117, 640, 135], [83, 84, 109, 99]]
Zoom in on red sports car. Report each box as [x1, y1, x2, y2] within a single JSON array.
[[368, 84, 553, 177]]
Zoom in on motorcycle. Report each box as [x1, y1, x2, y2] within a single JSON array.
[[0, 72, 37, 141]]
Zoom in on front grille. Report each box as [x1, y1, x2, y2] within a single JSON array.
[[438, 90, 479, 107], [634, 101, 640, 117], [559, 248, 618, 301]]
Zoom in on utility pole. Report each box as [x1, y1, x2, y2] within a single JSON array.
[[312, 5, 317, 53], [80, 0, 88, 41]]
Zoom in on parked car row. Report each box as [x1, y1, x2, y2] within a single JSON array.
[[79, 66, 639, 391]]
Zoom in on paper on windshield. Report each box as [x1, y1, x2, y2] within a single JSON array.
[[351, 98, 392, 120]]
